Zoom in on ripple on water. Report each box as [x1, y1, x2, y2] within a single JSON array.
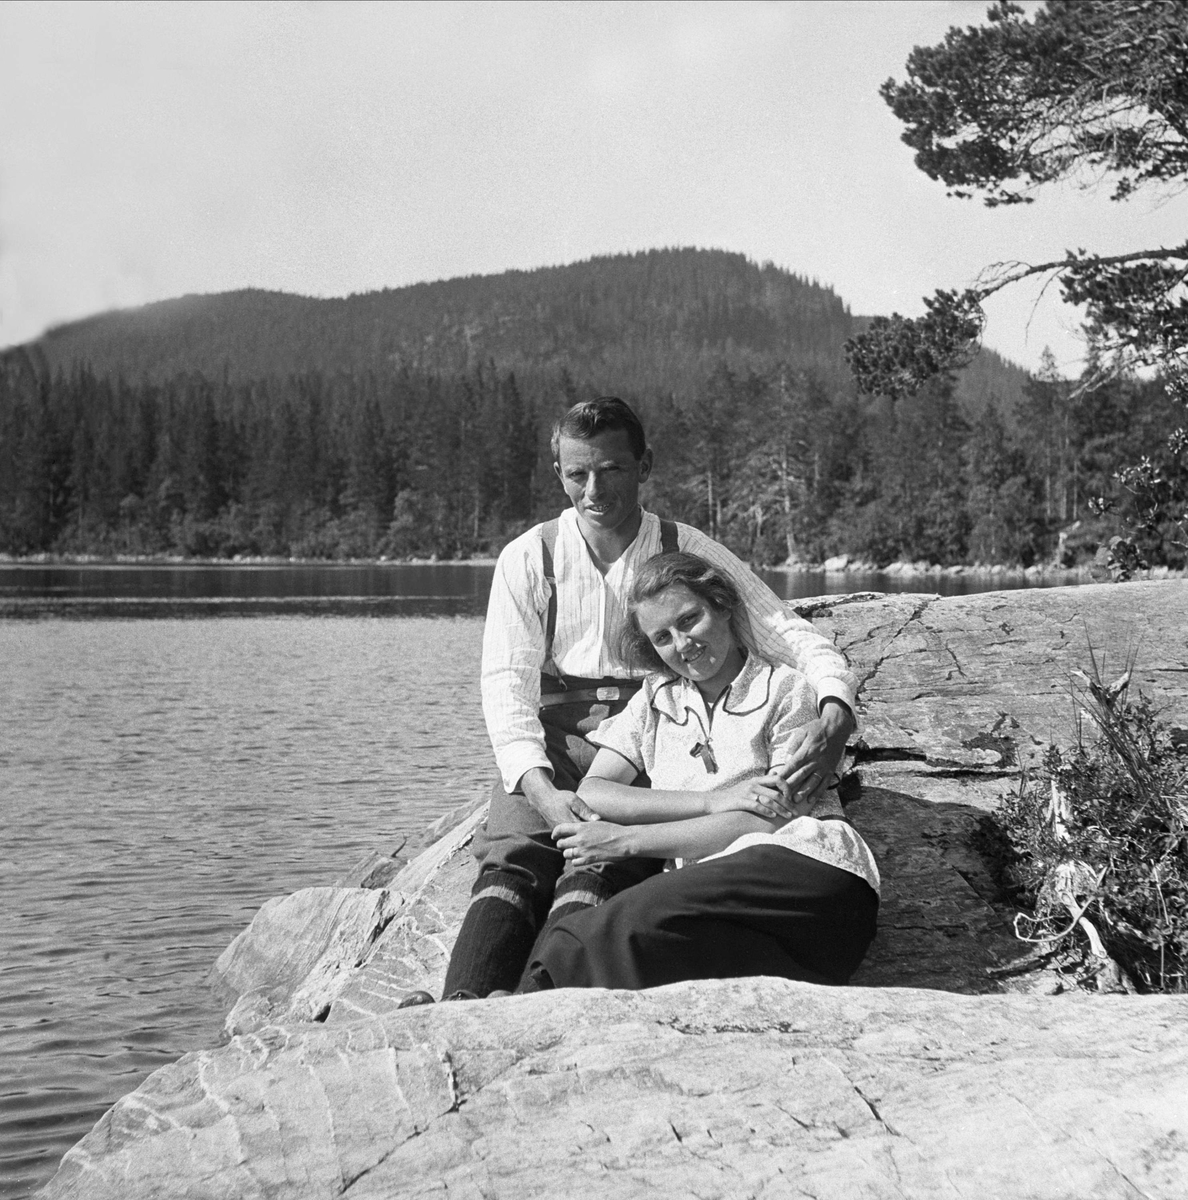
[[1, 615, 490, 1199]]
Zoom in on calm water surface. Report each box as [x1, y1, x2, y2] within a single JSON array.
[[0, 562, 1075, 1198], [0, 562, 496, 619], [2, 610, 492, 1198]]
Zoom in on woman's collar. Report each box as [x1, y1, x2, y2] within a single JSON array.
[[719, 652, 773, 714], [647, 653, 773, 722]]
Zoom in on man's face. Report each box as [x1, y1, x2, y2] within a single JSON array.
[[554, 429, 653, 535]]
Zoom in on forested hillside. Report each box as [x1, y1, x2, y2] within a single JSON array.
[[2, 248, 1180, 567], [32, 249, 1025, 415], [34, 250, 859, 388]]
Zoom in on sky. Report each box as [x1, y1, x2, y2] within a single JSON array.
[[2, 0, 1184, 375]]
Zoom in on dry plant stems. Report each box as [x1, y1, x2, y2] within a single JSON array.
[[995, 643, 1188, 993]]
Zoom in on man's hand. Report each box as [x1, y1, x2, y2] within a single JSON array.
[[776, 699, 854, 804], [553, 820, 634, 867], [519, 767, 598, 827]]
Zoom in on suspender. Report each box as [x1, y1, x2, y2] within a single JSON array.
[[541, 518, 561, 674], [541, 516, 679, 672]]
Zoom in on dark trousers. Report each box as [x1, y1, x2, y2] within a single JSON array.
[[527, 844, 879, 991], [442, 680, 663, 997]]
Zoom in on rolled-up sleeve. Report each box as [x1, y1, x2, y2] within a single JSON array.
[[587, 689, 651, 774], [677, 526, 859, 719], [481, 537, 552, 793]]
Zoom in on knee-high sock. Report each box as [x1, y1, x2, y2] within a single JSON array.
[[520, 869, 618, 980], [546, 869, 618, 925], [442, 869, 538, 998]]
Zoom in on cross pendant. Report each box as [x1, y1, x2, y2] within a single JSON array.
[[690, 741, 719, 774]]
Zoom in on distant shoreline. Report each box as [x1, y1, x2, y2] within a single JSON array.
[[3, 551, 1181, 583], [0, 552, 501, 567]]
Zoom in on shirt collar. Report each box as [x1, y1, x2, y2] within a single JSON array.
[[646, 652, 773, 724], [558, 506, 655, 558]]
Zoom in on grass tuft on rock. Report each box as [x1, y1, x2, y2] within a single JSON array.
[[993, 654, 1188, 993]]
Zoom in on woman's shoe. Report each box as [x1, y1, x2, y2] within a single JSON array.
[[442, 989, 481, 1002], [396, 990, 436, 1009]]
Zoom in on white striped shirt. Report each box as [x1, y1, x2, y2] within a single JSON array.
[[481, 507, 858, 793]]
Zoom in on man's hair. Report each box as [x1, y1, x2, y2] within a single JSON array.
[[620, 551, 743, 672], [550, 397, 647, 461]]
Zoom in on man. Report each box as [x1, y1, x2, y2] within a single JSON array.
[[426, 397, 858, 1002]]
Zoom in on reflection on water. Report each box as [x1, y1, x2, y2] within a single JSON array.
[[0, 615, 489, 1199], [0, 563, 496, 619], [0, 559, 1071, 622]]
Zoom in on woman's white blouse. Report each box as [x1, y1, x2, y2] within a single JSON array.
[[589, 654, 880, 894]]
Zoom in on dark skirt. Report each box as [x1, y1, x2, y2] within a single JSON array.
[[526, 844, 879, 990]]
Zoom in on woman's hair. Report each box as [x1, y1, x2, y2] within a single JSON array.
[[621, 551, 744, 672]]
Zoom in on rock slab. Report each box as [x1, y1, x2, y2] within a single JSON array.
[[801, 580, 1188, 798], [41, 980, 1188, 1199]]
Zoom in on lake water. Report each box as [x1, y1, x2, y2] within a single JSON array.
[[0, 561, 1073, 1198]]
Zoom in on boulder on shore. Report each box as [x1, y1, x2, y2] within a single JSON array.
[[39, 581, 1188, 1199]]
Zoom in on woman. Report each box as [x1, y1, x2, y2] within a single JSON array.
[[517, 552, 879, 993]]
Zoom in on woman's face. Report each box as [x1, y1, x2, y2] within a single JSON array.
[[633, 582, 742, 695]]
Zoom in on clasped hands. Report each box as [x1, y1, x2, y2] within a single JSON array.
[[530, 701, 854, 869], [552, 768, 811, 867]]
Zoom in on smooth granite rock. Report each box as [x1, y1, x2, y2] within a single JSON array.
[[215, 886, 400, 1033], [38, 581, 1188, 1198], [214, 801, 489, 1037], [799, 580, 1188, 800], [41, 980, 1188, 1199]]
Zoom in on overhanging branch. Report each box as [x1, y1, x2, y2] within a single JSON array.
[[973, 244, 1188, 302]]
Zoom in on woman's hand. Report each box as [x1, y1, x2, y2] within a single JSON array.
[[703, 774, 807, 821], [553, 820, 635, 868]]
